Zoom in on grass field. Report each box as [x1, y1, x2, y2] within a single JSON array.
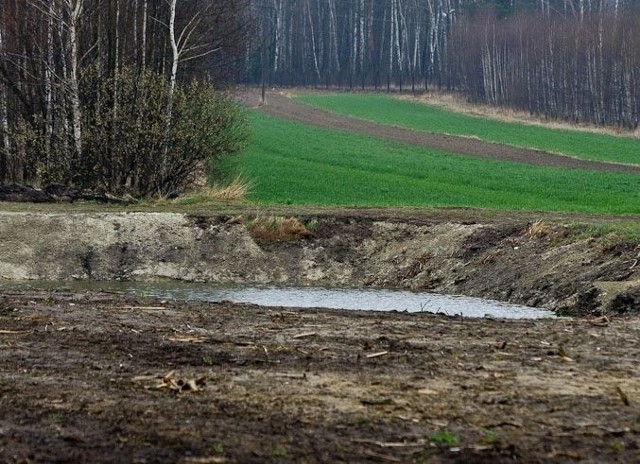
[[295, 93, 640, 166], [224, 112, 640, 214]]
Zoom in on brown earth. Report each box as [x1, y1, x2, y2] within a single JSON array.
[[1, 291, 639, 463], [1, 210, 640, 462], [241, 88, 640, 175], [2, 211, 640, 315]]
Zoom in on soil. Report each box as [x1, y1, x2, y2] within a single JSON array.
[[1, 291, 639, 463], [241, 88, 640, 175], [2, 211, 640, 316]]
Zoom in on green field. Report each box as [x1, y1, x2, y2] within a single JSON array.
[[226, 112, 640, 214], [296, 93, 640, 166]]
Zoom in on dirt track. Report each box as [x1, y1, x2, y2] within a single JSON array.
[[241, 88, 640, 175], [1, 291, 639, 463]]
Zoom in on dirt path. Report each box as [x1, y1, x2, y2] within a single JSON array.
[[240, 88, 640, 175], [1, 291, 638, 463]]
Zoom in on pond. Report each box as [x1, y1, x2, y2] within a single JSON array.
[[1, 281, 555, 319]]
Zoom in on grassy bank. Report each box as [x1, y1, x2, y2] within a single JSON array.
[[296, 93, 640, 166], [223, 112, 640, 214]]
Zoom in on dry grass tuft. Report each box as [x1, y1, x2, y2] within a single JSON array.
[[204, 177, 251, 201], [247, 216, 312, 241], [173, 177, 251, 205], [525, 219, 555, 239]]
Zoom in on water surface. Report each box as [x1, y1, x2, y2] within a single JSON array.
[[1, 281, 555, 319]]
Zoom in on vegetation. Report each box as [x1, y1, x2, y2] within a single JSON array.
[[0, 0, 250, 197], [296, 93, 640, 166], [228, 112, 640, 215], [431, 430, 459, 446], [247, 216, 312, 242]]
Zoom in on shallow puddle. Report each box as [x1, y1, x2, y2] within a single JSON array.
[[1, 281, 555, 319]]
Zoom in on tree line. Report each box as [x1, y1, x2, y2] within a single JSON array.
[[0, 0, 250, 196], [451, 9, 639, 128], [247, 0, 639, 129]]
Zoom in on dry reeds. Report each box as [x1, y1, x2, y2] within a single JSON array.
[[247, 216, 312, 241], [204, 176, 251, 201], [525, 219, 555, 239]]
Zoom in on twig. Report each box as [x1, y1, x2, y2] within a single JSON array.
[[616, 386, 631, 406], [275, 373, 307, 379], [112, 306, 166, 311], [366, 351, 389, 358]]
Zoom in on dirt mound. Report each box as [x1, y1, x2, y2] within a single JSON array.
[[0, 183, 133, 204], [1, 212, 639, 316]]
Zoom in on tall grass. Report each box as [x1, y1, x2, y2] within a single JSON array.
[[295, 93, 640, 166], [226, 112, 640, 214]]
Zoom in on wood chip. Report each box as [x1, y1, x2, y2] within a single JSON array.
[[113, 306, 167, 311], [0, 329, 31, 334], [168, 335, 207, 343], [293, 332, 317, 339], [366, 351, 389, 359], [589, 315, 610, 327], [616, 386, 631, 406]]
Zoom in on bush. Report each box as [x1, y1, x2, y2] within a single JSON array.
[[2, 66, 249, 198]]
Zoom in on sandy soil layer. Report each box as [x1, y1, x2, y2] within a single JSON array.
[[0, 291, 638, 463]]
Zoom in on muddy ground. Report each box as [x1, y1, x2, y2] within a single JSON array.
[[1, 210, 640, 462], [0, 291, 638, 463]]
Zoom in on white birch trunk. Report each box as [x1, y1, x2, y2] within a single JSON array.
[[167, 0, 179, 116], [66, 0, 84, 167], [45, 0, 55, 143], [0, 19, 9, 166], [328, 0, 340, 72], [306, 2, 321, 80], [141, 0, 148, 70]]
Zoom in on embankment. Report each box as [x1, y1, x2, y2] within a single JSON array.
[[1, 212, 639, 315]]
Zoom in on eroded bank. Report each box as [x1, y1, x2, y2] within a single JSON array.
[[1, 212, 639, 315]]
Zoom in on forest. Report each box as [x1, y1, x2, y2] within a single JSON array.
[[248, 0, 639, 128], [0, 0, 638, 194], [0, 0, 250, 195]]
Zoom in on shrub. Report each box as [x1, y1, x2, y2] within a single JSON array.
[[1, 66, 249, 199]]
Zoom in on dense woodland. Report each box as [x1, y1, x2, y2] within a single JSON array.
[[0, 0, 638, 194], [0, 0, 250, 194], [248, 0, 639, 128]]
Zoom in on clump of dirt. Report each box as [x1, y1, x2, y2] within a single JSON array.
[[1, 212, 639, 315], [0, 291, 638, 462]]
